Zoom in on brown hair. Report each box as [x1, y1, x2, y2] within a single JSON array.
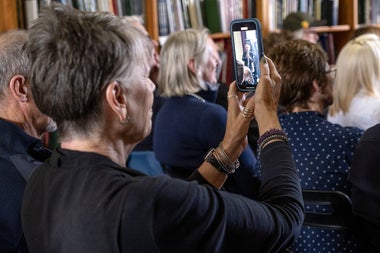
[[268, 39, 328, 112]]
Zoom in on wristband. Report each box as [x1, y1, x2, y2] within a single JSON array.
[[204, 148, 239, 174]]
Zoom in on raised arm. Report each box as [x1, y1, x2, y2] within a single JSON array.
[[193, 57, 283, 188]]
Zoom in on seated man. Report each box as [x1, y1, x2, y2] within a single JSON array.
[[0, 30, 56, 253]]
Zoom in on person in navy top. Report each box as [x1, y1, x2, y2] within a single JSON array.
[[269, 39, 364, 253], [154, 29, 259, 198], [0, 30, 56, 253]]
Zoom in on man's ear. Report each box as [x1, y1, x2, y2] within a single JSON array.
[[9, 75, 28, 102], [105, 81, 127, 122]]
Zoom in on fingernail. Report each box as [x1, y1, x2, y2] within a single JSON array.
[[260, 56, 267, 64]]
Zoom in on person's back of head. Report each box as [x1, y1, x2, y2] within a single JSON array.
[[0, 29, 57, 136], [263, 30, 294, 56], [282, 12, 324, 43], [352, 25, 380, 39], [329, 33, 380, 115], [268, 39, 328, 112], [158, 28, 209, 97], [0, 30, 29, 100], [24, 4, 153, 140]]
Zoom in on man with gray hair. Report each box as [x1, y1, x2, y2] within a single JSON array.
[[0, 30, 56, 253]]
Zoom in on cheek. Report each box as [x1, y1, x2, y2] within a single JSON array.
[[133, 81, 154, 116]]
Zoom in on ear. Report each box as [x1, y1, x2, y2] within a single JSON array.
[[9, 75, 28, 102], [312, 80, 321, 93], [105, 81, 127, 122], [187, 58, 196, 74]]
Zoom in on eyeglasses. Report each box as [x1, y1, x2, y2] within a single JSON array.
[[325, 68, 337, 79]]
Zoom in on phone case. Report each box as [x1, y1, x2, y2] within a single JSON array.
[[230, 18, 264, 92]]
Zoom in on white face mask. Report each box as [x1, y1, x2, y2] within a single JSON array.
[[45, 118, 58, 133]]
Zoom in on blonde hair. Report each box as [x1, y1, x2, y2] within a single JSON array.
[[329, 33, 380, 115], [158, 28, 209, 97]]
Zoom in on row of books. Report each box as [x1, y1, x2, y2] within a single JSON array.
[[358, 0, 380, 24], [267, 0, 339, 31], [21, 0, 144, 28], [157, 0, 251, 43], [43, 0, 143, 15]]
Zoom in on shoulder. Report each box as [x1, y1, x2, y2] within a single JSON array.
[[360, 123, 380, 141], [326, 120, 363, 137], [161, 97, 226, 118]]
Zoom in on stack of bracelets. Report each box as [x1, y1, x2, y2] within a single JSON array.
[[257, 128, 288, 153], [204, 142, 240, 175]]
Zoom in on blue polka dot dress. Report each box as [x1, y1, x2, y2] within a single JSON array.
[[278, 111, 364, 253]]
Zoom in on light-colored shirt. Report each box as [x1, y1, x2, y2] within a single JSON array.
[[328, 89, 380, 130]]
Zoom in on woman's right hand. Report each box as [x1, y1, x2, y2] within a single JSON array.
[[197, 56, 282, 189], [222, 56, 282, 161]]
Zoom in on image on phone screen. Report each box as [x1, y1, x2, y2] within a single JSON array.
[[231, 20, 262, 91]]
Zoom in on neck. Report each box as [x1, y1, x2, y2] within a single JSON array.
[[291, 101, 324, 115], [0, 101, 43, 138], [0, 115, 41, 139], [61, 137, 133, 167]]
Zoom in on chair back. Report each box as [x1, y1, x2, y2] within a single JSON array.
[[302, 190, 353, 231]]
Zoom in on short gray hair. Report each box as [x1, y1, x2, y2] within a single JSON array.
[[0, 30, 29, 97], [25, 5, 153, 137]]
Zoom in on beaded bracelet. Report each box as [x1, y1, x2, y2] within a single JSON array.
[[257, 128, 288, 151]]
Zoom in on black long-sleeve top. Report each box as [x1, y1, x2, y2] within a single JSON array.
[[22, 141, 303, 253]]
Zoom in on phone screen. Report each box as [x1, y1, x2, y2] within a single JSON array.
[[231, 19, 263, 92]]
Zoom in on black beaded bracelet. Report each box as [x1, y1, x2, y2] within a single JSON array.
[[257, 128, 288, 151]]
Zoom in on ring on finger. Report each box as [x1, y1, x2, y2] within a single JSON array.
[[227, 94, 238, 99], [242, 107, 253, 118]]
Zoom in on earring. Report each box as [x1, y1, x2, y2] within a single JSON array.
[[119, 114, 130, 125]]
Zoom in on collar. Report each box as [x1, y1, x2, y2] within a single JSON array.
[[0, 118, 51, 161]]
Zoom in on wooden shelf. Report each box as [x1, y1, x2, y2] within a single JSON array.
[[144, 0, 158, 42], [313, 25, 351, 33], [0, 0, 19, 33], [210, 33, 231, 40], [356, 23, 380, 29]]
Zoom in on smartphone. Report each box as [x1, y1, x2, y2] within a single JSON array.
[[230, 18, 264, 92]]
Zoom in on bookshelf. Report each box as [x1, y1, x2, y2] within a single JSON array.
[[245, 0, 355, 56], [0, 1, 367, 76], [143, 1, 356, 41], [0, 0, 358, 51], [147, 0, 358, 82], [143, 0, 358, 81]]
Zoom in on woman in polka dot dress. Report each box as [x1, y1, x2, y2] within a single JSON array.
[[268, 39, 364, 253]]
